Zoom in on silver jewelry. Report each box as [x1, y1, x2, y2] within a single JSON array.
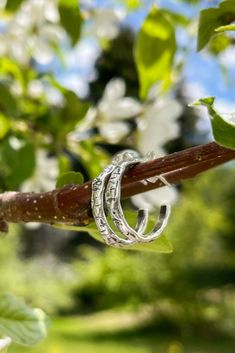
[[91, 150, 171, 248], [105, 157, 171, 243], [91, 151, 147, 247]]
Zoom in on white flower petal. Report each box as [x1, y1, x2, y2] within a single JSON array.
[[90, 8, 125, 39], [99, 121, 130, 143], [96, 23, 119, 39], [44, 1, 59, 23], [103, 78, 126, 101], [99, 97, 142, 121], [137, 98, 182, 155]]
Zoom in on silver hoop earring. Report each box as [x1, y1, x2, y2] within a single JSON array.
[[92, 163, 132, 247], [105, 156, 171, 243], [91, 151, 147, 247], [91, 150, 171, 248]]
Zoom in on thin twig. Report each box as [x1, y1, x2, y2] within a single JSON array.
[[0, 142, 235, 230]]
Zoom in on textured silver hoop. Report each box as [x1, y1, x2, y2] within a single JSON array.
[[91, 150, 147, 247], [91, 149, 171, 248], [105, 157, 171, 243]]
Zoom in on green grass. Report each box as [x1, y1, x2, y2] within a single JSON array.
[[10, 310, 235, 353]]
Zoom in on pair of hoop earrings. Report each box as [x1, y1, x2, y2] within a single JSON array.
[[91, 150, 171, 248]]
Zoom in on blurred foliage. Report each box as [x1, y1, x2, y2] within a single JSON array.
[[58, 0, 83, 47], [134, 6, 176, 99], [5, 0, 24, 12], [89, 28, 139, 102], [56, 171, 84, 188], [0, 0, 235, 346], [0, 293, 48, 346], [208, 33, 230, 55], [71, 166, 235, 336], [0, 0, 212, 192], [55, 210, 173, 253], [191, 96, 235, 150], [0, 226, 77, 314], [197, 0, 235, 51], [11, 315, 235, 353]]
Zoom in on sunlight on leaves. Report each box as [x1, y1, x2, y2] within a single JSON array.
[[0, 137, 36, 189], [198, 0, 235, 51], [56, 171, 84, 188], [58, 0, 83, 47], [0, 114, 9, 140], [55, 210, 173, 253], [134, 6, 176, 99], [215, 24, 235, 32], [0, 293, 48, 346], [190, 97, 235, 150]]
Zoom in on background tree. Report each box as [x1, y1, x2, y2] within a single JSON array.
[[0, 0, 235, 352]]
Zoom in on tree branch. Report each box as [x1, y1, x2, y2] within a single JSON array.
[[0, 142, 235, 231]]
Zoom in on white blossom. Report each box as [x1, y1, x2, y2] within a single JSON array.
[[99, 121, 131, 144], [132, 97, 183, 208], [88, 8, 126, 40], [98, 78, 142, 121], [137, 97, 183, 156], [0, 0, 64, 65], [74, 78, 142, 144], [97, 79, 141, 143]]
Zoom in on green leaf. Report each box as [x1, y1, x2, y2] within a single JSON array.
[[56, 171, 84, 188], [197, 0, 235, 51], [5, 0, 24, 12], [0, 115, 9, 139], [190, 97, 235, 150], [0, 137, 36, 189], [0, 337, 11, 353], [0, 83, 18, 117], [0, 293, 48, 346], [178, 0, 200, 3], [55, 211, 173, 253], [134, 6, 176, 99], [162, 9, 190, 27], [208, 33, 230, 55], [58, 154, 71, 175], [126, 0, 142, 10], [63, 90, 90, 126], [215, 24, 235, 32], [58, 0, 83, 46], [0, 58, 25, 89]]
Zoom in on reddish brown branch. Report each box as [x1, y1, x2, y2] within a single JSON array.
[[0, 142, 235, 230]]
